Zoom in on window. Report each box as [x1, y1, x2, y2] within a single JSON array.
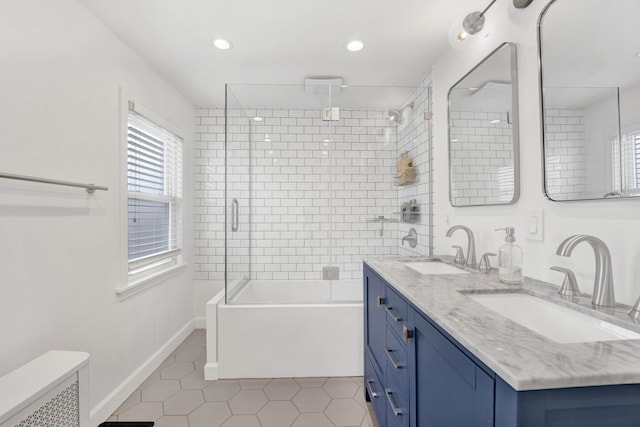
[[613, 130, 640, 195], [126, 101, 183, 281]]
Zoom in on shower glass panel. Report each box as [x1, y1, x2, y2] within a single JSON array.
[[224, 84, 422, 304]]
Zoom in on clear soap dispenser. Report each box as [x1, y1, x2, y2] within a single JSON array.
[[495, 227, 523, 285]]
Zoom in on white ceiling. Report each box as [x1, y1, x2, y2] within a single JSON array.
[[78, 0, 486, 107]]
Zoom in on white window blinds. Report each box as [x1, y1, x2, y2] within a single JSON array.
[[127, 103, 183, 273]]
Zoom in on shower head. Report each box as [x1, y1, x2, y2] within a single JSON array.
[[387, 101, 415, 125], [388, 109, 402, 123]]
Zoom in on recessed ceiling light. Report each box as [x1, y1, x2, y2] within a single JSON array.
[[346, 40, 364, 52], [635, 51, 640, 57], [213, 38, 232, 50], [253, 116, 263, 122]]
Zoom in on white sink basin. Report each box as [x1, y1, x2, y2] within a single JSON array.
[[468, 293, 640, 344], [403, 261, 469, 275]]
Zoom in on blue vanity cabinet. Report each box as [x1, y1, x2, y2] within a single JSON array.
[[364, 264, 387, 377], [364, 262, 495, 427], [364, 265, 411, 426], [409, 308, 495, 427]]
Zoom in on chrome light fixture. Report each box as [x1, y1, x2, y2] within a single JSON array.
[[458, 0, 497, 40], [458, 0, 534, 40]]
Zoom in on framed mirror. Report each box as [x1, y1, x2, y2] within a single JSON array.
[[448, 42, 520, 207], [539, 0, 640, 201]]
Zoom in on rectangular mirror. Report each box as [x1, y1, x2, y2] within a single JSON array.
[[539, 0, 640, 201], [448, 42, 520, 207]]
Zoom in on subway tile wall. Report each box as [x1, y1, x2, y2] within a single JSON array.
[[544, 108, 586, 199], [449, 111, 514, 206], [398, 77, 432, 256], [193, 83, 433, 282]]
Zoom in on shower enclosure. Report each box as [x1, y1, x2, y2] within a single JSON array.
[[224, 82, 431, 304], [205, 81, 433, 379]]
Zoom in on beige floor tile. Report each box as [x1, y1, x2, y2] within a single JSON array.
[[109, 332, 378, 427], [203, 380, 241, 401], [113, 390, 140, 415], [264, 378, 301, 400], [160, 361, 195, 380], [228, 389, 268, 414], [325, 398, 366, 426], [140, 380, 180, 401], [154, 415, 189, 427], [322, 377, 359, 398], [117, 402, 164, 421], [292, 388, 331, 413], [238, 378, 271, 389], [138, 370, 161, 390], [157, 354, 176, 370], [257, 401, 300, 427], [194, 356, 206, 371], [180, 370, 208, 390], [175, 346, 205, 362], [295, 377, 327, 388], [188, 402, 232, 427], [163, 390, 204, 415], [292, 413, 335, 427], [220, 414, 262, 427]]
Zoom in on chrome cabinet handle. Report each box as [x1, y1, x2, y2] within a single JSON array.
[[385, 347, 403, 369], [365, 378, 379, 399], [385, 389, 403, 416], [231, 199, 239, 232], [377, 296, 385, 306], [402, 326, 414, 342], [385, 306, 402, 322]]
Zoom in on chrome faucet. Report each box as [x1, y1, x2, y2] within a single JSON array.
[[556, 235, 615, 308], [446, 225, 476, 268]]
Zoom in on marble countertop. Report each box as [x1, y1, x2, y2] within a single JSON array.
[[364, 255, 640, 391]]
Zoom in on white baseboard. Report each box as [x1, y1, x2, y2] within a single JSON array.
[[194, 317, 206, 329], [204, 362, 219, 381], [90, 319, 195, 425]]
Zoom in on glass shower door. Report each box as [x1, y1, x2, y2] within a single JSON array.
[[225, 85, 251, 302]]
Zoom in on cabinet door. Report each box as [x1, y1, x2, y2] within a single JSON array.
[[412, 311, 494, 427], [364, 265, 387, 375]]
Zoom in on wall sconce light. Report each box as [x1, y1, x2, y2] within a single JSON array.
[[458, 0, 497, 41], [458, 0, 533, 41]]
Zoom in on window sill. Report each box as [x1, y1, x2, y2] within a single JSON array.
[[116, 263, 188, 301]]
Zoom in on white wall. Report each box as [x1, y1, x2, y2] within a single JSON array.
[[0, 0, 195, 423], [433, 0, 640, 306]]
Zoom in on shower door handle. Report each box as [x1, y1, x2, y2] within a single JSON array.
[[231, 199, 239, 232]]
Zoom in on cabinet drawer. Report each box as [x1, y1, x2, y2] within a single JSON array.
[[386, 326, 409, 397], [365, 268, 387, 376], [385, 287, 409, 340], [385, 362, 409, 427], [365, 353, 386, 425]]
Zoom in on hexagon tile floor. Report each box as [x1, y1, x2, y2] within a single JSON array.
[[106, 330, 377, 427]]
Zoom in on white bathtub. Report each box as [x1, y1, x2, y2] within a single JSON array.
[[205, 279, 363, 379]]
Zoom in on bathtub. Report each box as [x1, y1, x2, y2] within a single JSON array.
[[205, 279, 363, 379]]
